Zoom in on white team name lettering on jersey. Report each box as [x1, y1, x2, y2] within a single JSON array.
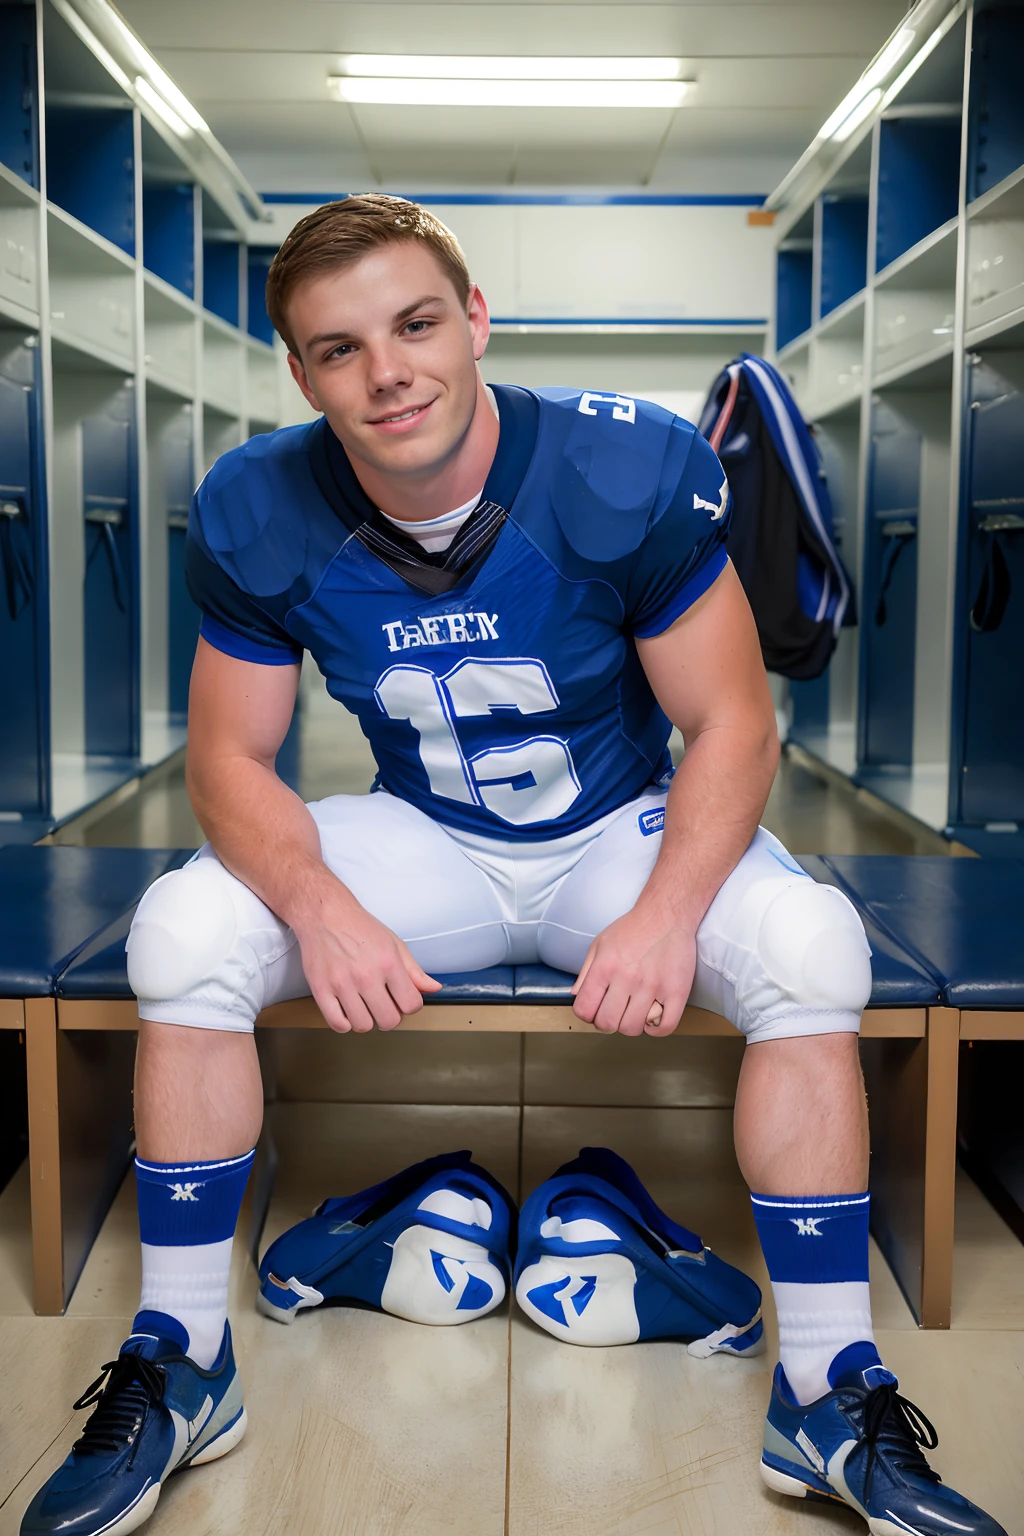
[[382, 613, 499, 653]]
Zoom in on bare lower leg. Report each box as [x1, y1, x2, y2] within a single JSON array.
[[134, 1020, 264, 1163], [733, 1032, 868, 1195]]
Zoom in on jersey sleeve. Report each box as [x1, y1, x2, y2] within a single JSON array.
[[626, 426, 731, 639], [185, 504, 303, 667]]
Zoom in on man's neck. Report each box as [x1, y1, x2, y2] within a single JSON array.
[[346, 377, 500, 524]]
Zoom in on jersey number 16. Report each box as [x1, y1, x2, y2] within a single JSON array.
[[375, 658, 582, 827]]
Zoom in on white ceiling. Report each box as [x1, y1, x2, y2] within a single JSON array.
[[116, 1, 911, 194]]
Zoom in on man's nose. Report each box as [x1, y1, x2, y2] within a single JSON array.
[[365, 340, 414, 393]]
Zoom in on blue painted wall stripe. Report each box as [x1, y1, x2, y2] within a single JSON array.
[[260, 191, 767, 208], [489, 317, 765, 327]]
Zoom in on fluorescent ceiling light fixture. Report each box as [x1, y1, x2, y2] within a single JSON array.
[[144, 61, 209, 133], [340, 55, 684, 81], [884, 25, 944, 106], [329, 77, 689, 108], [103, 8, 208, 132], [831, 86, 883, 143], [818, 25, 916, 142], [861, 27, 916, 92], [135, 75, 189, 136]]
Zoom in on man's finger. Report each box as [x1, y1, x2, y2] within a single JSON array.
[[363, 983, 403, 1031], [593, 981, 631, 1034], [314, 984, 351, 1034], [387, 967, 427, 1018], [644, 993, 686, 1037], [336, 987, 376, 1034], [399, 945, 442, 993], [572, 964, 609, 1023], [617, 989, 656, 1037], [570, 943, 597, 998]]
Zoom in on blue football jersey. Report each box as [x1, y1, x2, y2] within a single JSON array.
[[186, 385, 731, 841]]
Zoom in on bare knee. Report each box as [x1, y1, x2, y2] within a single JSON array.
[[134, 1019, 263, 1161]]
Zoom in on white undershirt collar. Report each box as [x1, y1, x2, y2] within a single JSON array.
[[377, 386, 498, 553]]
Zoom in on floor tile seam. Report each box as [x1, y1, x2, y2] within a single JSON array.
[[0, 1414, 75, 1512], [503, 1306, 513, 1536]]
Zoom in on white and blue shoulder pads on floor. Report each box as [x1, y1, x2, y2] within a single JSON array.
[[258, 1150, 516, 1328], [515, 1147, 763, 1356]]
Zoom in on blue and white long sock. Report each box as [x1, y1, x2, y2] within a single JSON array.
[[751, 1190, 879, 1405], [135, 1150, 254, 1369]]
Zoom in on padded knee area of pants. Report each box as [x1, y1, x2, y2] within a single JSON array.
[[757, 881, 872, 1013], [127, 862, 239, 1002]]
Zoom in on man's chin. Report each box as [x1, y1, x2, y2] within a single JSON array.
[[351, 428, 459, 481]]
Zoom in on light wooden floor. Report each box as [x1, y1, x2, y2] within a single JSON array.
[[1, 1102, 1023, 1536]]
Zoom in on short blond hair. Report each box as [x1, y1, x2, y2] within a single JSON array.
[[264, 193, 472, 352]]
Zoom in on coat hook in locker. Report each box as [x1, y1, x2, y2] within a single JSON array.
[[0, 497, 32, 621], [84, 505, 128, 614]]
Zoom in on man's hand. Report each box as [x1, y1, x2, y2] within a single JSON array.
[[570, 905, 696, 1037], [290, 879, 441, 1033], [572, 561, 777, 1041]]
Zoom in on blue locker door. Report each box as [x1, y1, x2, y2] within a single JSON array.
[[82, 388, 136, 758], [165, 411, 198, 716], [861, 418, 920, 766], [0, 347, 44, 811], [960, 385, 1024, 822]]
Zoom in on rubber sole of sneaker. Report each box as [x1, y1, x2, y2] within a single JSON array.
[[83, 1407, 249, 1536], [187, 1406, 248, 1467], [760, 1458, 923, 1536], [760, 1457, 846, 1506]]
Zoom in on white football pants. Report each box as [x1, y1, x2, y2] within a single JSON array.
[[128, 787, 872, 1042]]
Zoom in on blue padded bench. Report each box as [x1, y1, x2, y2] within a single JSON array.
[[51, 853, 947, 1325], [807, 855, 1024, 1330], [0, 846, 193, 1314]]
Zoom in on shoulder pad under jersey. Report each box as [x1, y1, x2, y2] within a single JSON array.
[[194, 422, 317, 598], [537, 387, 687, 562]]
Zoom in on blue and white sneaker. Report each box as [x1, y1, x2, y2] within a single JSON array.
[[515, 1147, 763, 1354], [258, 1150, 516, 1327], [21, 1314, 246, 1536], [761, 1341, 1008, 1535]]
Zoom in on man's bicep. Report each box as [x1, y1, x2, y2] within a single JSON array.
[[188, 636, 301, 770], [635, 561, 774, 740]]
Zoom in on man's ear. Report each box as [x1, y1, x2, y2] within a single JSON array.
[[287, 351, 322, 413], [466, 283, 490, 364]]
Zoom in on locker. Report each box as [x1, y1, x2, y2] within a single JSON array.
[[165, 410, 198, 717], [958, 376, 1024, 823], [0, 343, 45, 812], [0, 1, 38, 188], [82, 387, 136, 759], [860, 411, 920, 767]]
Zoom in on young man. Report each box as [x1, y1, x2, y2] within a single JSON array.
[[23, 197, 1004, 1536]]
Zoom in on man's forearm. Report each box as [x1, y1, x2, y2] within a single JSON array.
[[637, 723, 779, 932], [187, 753, 351, 932]]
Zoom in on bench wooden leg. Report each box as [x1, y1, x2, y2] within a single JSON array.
[[56, 1026, 137, 1312], [920, 1007, 959, 1329], [26, 998, 63, 1315], [26, 1001, 138, 1315], [862, 1007, 959, 1328]]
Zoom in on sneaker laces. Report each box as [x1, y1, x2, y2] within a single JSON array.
[[861, 1380, 940, 1495], [72, 1356, 167, 1456]]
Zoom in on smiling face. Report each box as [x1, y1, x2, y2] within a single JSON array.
[[284, 240, 494, 502]]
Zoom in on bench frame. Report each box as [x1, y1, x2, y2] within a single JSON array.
[[10, 993, 967, 1328]]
